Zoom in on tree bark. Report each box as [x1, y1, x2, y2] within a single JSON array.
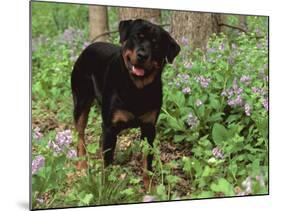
[[118, 8, 161, 24], [89, 5, 109, 42], [238, 15, 248, 30], [171, 11, 223, 50]]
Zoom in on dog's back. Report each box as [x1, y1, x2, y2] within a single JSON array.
[[71, 42, 120, 121]]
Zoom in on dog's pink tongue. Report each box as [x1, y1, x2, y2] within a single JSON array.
[[132, 66, 145, 76]]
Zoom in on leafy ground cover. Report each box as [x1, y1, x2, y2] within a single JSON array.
[[31, 3, 268, 209]]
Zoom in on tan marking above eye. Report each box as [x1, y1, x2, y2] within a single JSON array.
[[152, 38, 157, 43], [112, 110, 134, 124], [139, 33, 145, 38], [139, 110, 158, 124]]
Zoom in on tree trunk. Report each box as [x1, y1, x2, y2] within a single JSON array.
[[118, 8, 161, 24], [89, 5, 109, 42], [171, 11, 223, 50], [238, 15, 247, 30]]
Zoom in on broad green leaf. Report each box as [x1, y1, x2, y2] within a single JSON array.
[[212, 123, 229, 146], [210, 178, 235, 196]]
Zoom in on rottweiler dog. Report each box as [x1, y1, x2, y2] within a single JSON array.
[[71, 19, 180, 186]]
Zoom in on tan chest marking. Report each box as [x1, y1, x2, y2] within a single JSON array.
[[112, 109, 134, 124], [139, 110, 158, 125]]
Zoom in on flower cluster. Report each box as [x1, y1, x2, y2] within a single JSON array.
[[186, 113, 199, 129], [181, 36, 189, 46], [240, 75, 251, 85], [196, 76, 211, 88], [212, 147, 224, 159], [182, 87, 191, 94], [33, 127, 43, 140], [57, 27, 85, 45], [143, 195, 155, 202], [67, 149, 77, 159], [32, 155, 45, 175], [221, 78, 244, 108], [262, 98, 268, 111], [236, 174, 266, 196], [48, 130, 75, 158], [170, 73, 192, 95]]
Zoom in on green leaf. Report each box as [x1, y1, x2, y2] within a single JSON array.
[[212, 123, 229, 146], [182, 157, 192, 173], [156, 184, 166, 199], [81, 193, 93, 205], [210, 178, 235, 196], [166, 175, 180, 185], [207, 112, 224, 123], [202, 166, 212, 177], [196, 191, 214, 198], [174, 134, 186, 143], [120, 188, 134, 196], [87, 143, 99, 154]]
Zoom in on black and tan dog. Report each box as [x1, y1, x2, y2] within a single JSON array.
[[71, 19, 180, 186]]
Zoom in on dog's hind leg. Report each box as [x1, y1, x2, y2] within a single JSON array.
[[72, 75, 95, 170], [73, 98, 92, 170]]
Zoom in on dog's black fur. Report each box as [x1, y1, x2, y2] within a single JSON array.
[[71, 19, 180, 175]]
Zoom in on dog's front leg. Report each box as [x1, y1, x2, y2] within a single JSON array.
[[140, 123, 156, 189], [101, 124, 118, 167]]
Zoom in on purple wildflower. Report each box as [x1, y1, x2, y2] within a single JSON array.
[[186, 113, 199, 128], [196, 76, 211, 88], [33, 127, 43, 140], [184, 61, 193, 69], [244, 103, 251, 116], [143, 195, 155, 202], [48, 129, 73, 155], [252, 87, 262, 94], [256, 175, 265, 187], [207, 47, 216, 54], [262, 98, 268, 111], [83, 41, 91, 49], [181, 36, 189, 46], [67, 149, 77, 159], [48, 140, 62, 154], [55, 129, 72, 148], [32, 155, 45, 175], [178, 73, 190, 82], [212, 147, 224, 159], [182, 87, 191, 94], [227, 95, 243, 107], [240, 75, 251, 85]]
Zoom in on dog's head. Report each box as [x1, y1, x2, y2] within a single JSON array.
[[119, 19, 180, 88]]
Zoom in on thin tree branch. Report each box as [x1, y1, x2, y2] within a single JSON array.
[[218, 22, 248, 33], [218, 22, 265, 39], [91, 23, 170, 43]]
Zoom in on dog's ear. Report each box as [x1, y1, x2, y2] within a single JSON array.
[[165, 32, 181, 64], [118, 20, 133, 43]]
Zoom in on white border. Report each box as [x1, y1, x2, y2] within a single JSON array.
[[1, 0, 279, 211]]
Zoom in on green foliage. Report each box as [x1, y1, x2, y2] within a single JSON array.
[[32, 3, 268, 208], [32, 2, 88, 37]]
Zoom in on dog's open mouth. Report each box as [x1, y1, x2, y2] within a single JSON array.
[[127, 56, 146, 77], [132, 66, 145, 77]]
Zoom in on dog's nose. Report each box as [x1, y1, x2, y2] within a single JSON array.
[[137, 51, 149, 62]]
